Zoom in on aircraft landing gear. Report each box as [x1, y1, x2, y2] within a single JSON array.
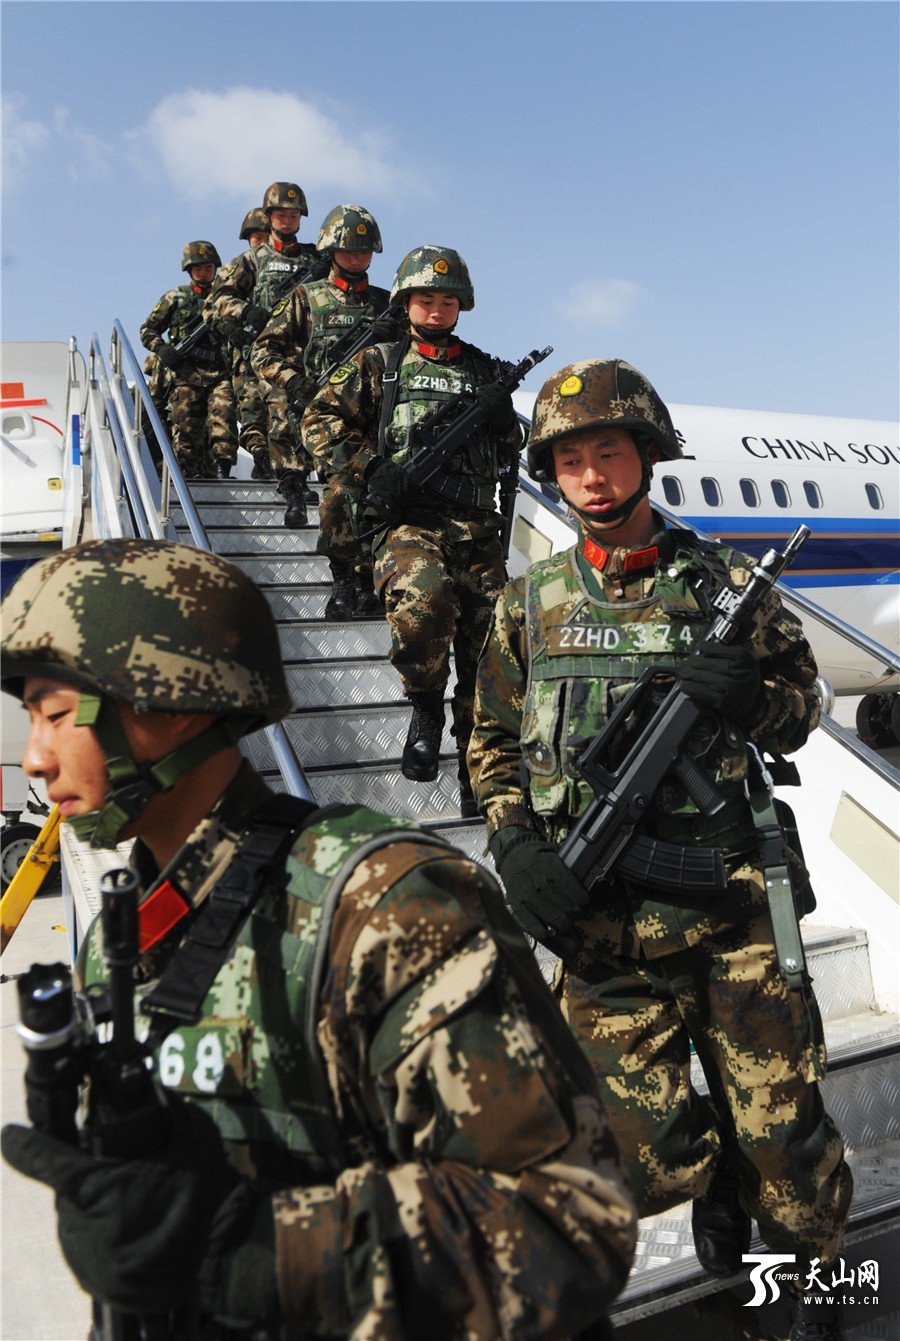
[[855, 692, 900, 750]]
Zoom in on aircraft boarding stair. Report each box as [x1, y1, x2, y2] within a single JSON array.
[[170, 476, 490, 865], [4, 328, 897, 1339]]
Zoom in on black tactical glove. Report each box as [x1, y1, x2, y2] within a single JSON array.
[[1, 1095, 275, 1320], [368, 309, 406, 343], [489, 826, 592, 963], [285, 372, 316, 411], [155, 344, 183, 372], [365, 458, 416, 523], [477, 380, 517, 433], [678, 643, 763, 723], [243, 304, 271, 336]]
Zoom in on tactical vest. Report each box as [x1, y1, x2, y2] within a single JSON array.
[[168, 285, 206, 344], [382, 344, 505, 511], [520, 537, 756, 849], [301, 280, 388, 381], [252, 242, 318, 312], [80, 805, 453, 1187]]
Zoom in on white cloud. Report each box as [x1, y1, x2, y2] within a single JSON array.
[[52, 108, 114, 181], [128, 86, 413, 204], [2, 96, 50, 192], [556, 279, 644, 327]]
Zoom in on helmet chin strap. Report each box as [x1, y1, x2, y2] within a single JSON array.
[[270, 226, 298, 244], [411, 322, 457, 343], [65, 694, 250, 850], [332, 257, 368, 282]]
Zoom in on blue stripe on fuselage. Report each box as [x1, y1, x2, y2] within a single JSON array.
[[677, 514, 899, 588]]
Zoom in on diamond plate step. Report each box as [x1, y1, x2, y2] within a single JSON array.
[[228, 553, 332, 585], [184, 526, 320, 555], [282, 661, 459, 711], [245, 703, 452, 771], [802, 924, 878, 1020], [260, 757, 469, 825], [277, 621, 391, 663]]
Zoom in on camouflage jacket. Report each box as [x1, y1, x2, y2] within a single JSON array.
[[76, 763, 636, 1338], [468, 522, 821, 962], [202, 242, 324, 350], [301, 339, 523, 521], [251, 276, 392, 402], [139, 285, 227, 383]]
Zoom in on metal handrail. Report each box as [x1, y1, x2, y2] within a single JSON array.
[[82, 327, 314, 804]]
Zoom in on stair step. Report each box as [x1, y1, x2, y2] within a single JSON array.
[[802, 924, 879, 1020], [278, 620, 391, 662], [261, 757, 469, 826], [246, 703, 451, 771]]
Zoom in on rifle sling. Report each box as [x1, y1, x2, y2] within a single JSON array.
[[376, 337, 411, 458], [141, 793, 317, 1034]]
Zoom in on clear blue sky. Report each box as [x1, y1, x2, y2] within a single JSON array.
[[2, 0, 898, 420]]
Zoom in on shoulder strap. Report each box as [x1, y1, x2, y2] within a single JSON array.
[[141, 793, 317, 1033], [377, 336, 411, 457]]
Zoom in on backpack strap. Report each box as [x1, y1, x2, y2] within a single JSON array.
[[141, 793, 317, 1035], [376, 336, 411, 458]]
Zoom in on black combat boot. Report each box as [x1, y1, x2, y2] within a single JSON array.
[[352, 569, 382, 619], [324, 563, 355, 621], [401, 693, 445, 782], [251, 448, 274, 480], [301, 475, 318, 504], [691, 1147, 752, 1277], [458, 752, 478, 818], [216, 459, 233, 480], [281, 471, 308, 529], [789, 1292, 845, 1340]]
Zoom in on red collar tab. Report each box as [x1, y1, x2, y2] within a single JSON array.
[[138, 879, 190, 954], [272, 237, 299, 255], [582, 538, 610, 571], [623, 545, 659, 572], [582, 539, 659, 574], [191, 282, 210, 296], [415, 340, 462, 360], [333, 275, 369, 294]]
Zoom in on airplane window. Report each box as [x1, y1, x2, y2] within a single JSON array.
[[865, 483, 884, 510], [661, 475, 684, 505], [701, 477, 722, 507], [740, 478, 760, 507], [803, 481, 823, 509], [771, 480, 791, 508]]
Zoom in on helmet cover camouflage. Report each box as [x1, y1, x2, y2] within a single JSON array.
[[527, 358, 682, 481], [262, 181, 309, 217], [181, 240, 222, 272], [316, 204, 383, 254], [239, 208, 268, 241], [390, 245, 475, 311], [0, 538, 292, 731]]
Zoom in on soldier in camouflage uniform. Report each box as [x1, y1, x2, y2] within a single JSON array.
[[468, 360, 852, 1341], [1, 537, 636, 1341], [253, 205, 402, 620], [302, 246, 524, 813], [139, 241, 237, 480], [232, 208, 274, 479], [203, 183, 330, 523]]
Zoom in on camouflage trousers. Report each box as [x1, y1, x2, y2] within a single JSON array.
[[373, 518, 507, 748], [168, 376, 238, 479], [561, 909, 852, 1263], [315, 474, 371, 577], [232, 355, 267, 457], [266, 388, 314, 478]]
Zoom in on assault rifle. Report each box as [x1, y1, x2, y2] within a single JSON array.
[[317, 303, 405, 388], [171, 316, 223, 369], [366, 344, 553, 526], [15, 869, 170, 1341], [558, 525, 811, 896]]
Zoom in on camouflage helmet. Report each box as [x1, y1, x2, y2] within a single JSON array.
[[316, 204, 383, 254], [1, 539, 292, 849], [0, 538, 291, 726], [181, 240, 221, 272], [262, 181, 309, 217], [390, 245, 475, 311], [239, 207, 268, 241], [527, 358, 682, 482]]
